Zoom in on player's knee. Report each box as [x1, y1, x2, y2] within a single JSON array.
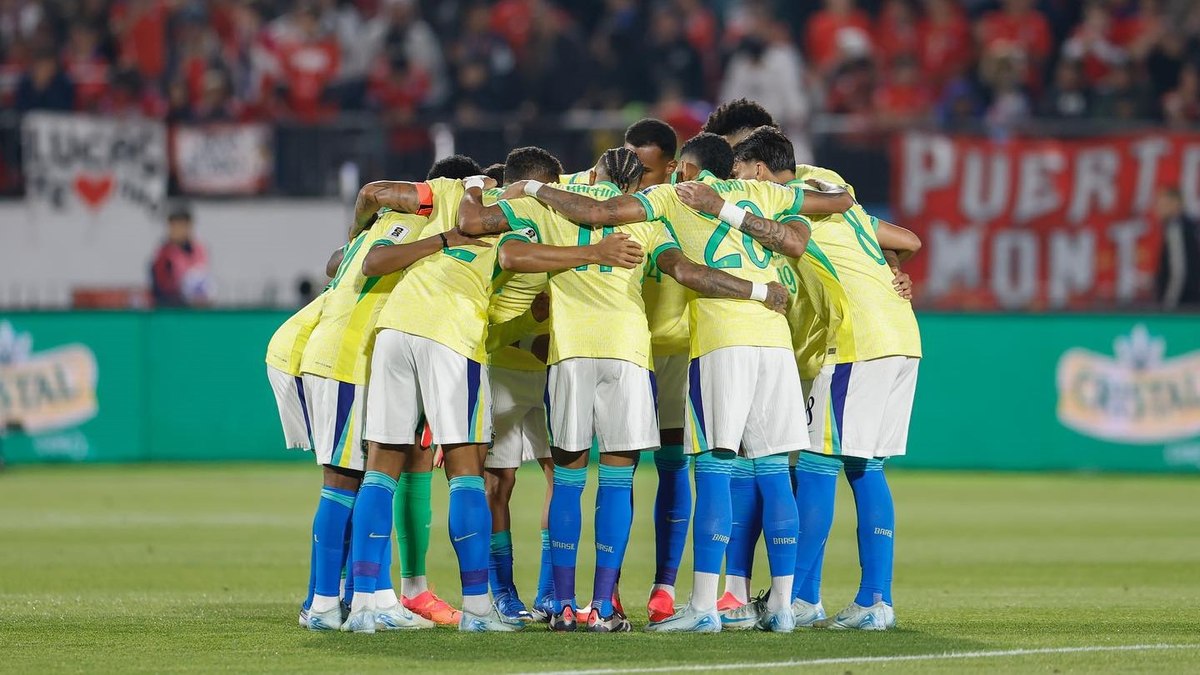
[[323, 464, 363, 491]]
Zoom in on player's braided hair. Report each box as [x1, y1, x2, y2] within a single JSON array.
[[600, 147, 645, 194]]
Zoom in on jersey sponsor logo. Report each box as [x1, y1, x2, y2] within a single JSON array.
[[515, 226, 537, 242], [387, 225, 410, 241], [1056, 324, 1200, 444], [0, 321, 98, 447]]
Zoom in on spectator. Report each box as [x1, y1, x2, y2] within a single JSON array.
[[718, 26, 810, 156], [378, 0, 447, 108], [1061, 1, 1127, 86], [918, 0, 972, 88], [977, 0, 1054, 90], [645, 5, 704, 100], [874, 0, 920, 67], [522, 3, 585, 113], [1145, 29, 1190, 109], [1039, 59, 1092, 119], [591, 0, 649, 105], [982, 54, 1032, 133], [274, 6, 340, 121], [448, 1, 519, 120], [805, 0, 874, 76], [150, 202, 212, 308], [874, 55, 934, 129], [1162, 62, 1200, 127], [15, 46, 74, 111], [110, 0, 169, 83], [190, 68, 244, 122], [62, 22, 110, 111], [1155, 187, 1200, 309], [1092, 59, 1150, 121]]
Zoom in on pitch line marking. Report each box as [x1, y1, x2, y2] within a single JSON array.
[[518, 643, 1200, 675]]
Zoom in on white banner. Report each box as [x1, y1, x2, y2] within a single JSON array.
[[172, 124, 273, 195], [21, 112, 167, 215]]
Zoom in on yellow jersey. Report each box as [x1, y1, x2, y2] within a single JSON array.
[[376, 183, 533, 362], [487, 272, 549, 372], [633, 171, 805, 358], [642, 262, 691, 357], [265, 294, 326, 376], [300, 211, 425, 384], [788, 176, 921, 362], [497, 182, 681, 370], [796, 164, 857, 200], [559, 171, 591, 185], [775, 216, 845, 380]]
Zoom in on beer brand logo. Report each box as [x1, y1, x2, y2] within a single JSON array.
[[1057, 325, 1200, 444], [0, 321, 98, 433]]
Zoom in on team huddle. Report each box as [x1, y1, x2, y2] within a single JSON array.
[[265, 98, 922, 634]]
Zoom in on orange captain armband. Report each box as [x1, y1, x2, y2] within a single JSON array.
[[414, 182, 434, 216]]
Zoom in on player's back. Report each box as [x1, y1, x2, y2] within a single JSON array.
[[266, 293, 326, 375]]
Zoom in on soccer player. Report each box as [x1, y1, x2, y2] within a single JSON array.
[[460, 146, 789, 633], [508, 134, 850, 632], [344, 148, 646, 633], [718, 125, 923, 631], [297, 155, 490, 632]]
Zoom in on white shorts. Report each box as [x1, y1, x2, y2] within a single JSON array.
[[654, 354, 688, 431], [365, 330, 492, 446], [546, 357, 658, 453], [685, 346, 809, 459], [267, 366, 313, 450], [808, 356, 919, 458], [302, 373, 366, 471], [485, 367, 550, 469]]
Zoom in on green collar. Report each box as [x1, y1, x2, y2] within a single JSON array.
[[594, 180, 621, 194], [696, 170, 719, 184]]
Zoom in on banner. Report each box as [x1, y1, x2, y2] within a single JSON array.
[[21, 112, 167, 215], [891, 132, 1200, 310], [0, 311, 1196, 472], [172, 124, 273, 195]]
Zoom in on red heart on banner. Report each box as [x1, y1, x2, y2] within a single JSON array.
[[74, 173, 114, 210]]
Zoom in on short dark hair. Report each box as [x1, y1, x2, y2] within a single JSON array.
[[702, 98, 778, 138], [732, 126, 795, 174], [482, 163, 506, 184], [625, 118, 677, 159], [504, 146, 562, 184], [598, 147, 645, 193], [427, 154, 482, 180], [679, 133, 734, 180]]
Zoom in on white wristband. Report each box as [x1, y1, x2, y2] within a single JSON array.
[[523, 180, 544, 196], [463, 176, 486, 191], [719, 201, 748, 230], [750, 282, 769, 302]]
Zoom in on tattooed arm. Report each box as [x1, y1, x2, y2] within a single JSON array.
[[504, 181, 648, 227], [456, 185, 519, 235], [655, 248, 788, 314], [350, 181, 434, 238], [674, 182, 810, 257]]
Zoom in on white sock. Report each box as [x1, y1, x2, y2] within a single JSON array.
[[350, 591, 375, 613], [374, 588, 399, 608], [311, 594, 340, 613], [767, 575, 793, 612], [401, 575, 428, 598], [724, 575, 750, 603], [651, 583, 675, 598], [691, 572, 720, 612], [461, 593, 490, 616]]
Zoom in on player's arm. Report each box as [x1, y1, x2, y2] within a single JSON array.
[[875, 219, 922, 263], [456, 178, 515, 235], [361, 228, 490, 276], [883, 250, 913, 300], [674, 182, 810, 257], [655, 248, 788, 315], [506, 180, 649, 227], [351, 181, 435, 237], [497, 233, 644, 273], [795, 181, 854, 215], [325, 247, 344, 278]]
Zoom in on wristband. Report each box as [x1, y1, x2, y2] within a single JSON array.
[[463, 176, 486, 191], [439, 232, 449, 249], [750, 282, 769, 302], [719, 201, 748, 230], [523, 180, 544, 196]]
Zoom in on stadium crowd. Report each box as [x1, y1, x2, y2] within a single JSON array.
[[5, 0, 1200, 132]]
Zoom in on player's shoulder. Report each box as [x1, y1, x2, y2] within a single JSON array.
[[425, 176, 462, 195], [795, 164, 857, 198], [371, 211, 424, 243]]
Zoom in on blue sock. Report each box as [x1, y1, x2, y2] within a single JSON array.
[[593, 464, 634, 616], [314, 486, 355, 600], [797, 540, 826, 604], [692, 451, 735, 576], [726, 457, 762, 584], [488, 530, 515, 596], [342, 525, 353, 605], [448, 475, 491, 599], [537, 528, 554, 600], [845, 458, 894, 607], [350, 471, 396, 597], [792, 452, 839, 603], [377, 527, 393, 592], [653, 445, 690, 588], [755, 455, 799, 586], [549, 465, 587, 611]]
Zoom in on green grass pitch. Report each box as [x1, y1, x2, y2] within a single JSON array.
[[1, 463, 1198, 673]]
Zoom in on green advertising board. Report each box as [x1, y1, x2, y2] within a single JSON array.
[[1, 311, 1197, 472]]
